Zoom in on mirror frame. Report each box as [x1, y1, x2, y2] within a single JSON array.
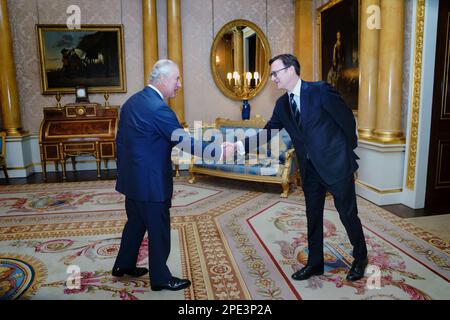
[[210, 19, 271, 101]]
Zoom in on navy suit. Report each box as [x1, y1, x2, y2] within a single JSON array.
[[247, 80, 367, 266], [114, 86, 217, 285]]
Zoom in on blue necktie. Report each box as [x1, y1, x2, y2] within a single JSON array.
[[290, 93, 300, 126]]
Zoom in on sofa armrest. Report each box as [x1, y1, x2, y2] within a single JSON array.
[[285, 148, 296, 161]]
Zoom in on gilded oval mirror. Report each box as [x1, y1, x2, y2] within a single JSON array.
[[211, 19, 271, 101]]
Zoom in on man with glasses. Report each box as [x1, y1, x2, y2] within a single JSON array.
[[237, 54, 368, 282]]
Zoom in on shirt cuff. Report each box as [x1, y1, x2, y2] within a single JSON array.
[[236, 141, 245, 156]]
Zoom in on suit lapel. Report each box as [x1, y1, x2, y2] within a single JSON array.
[[300, 80, 310, 130]]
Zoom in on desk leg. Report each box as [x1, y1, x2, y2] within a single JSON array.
[[71, 156, 77, 171], [95, 142, 101, 179], [42, 162, 47, 181], [39, 144, 47, 181], [59, 143, 67, 180]]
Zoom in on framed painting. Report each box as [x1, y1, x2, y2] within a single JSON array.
[[36, 24, 126, 95], [317, 0, 359, 110]]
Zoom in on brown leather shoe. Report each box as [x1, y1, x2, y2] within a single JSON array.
[[291, 265, 324, 281]]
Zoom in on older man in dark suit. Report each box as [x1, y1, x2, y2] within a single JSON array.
[[112, 59, 231, 291]]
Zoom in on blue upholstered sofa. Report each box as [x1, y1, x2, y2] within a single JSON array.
[[188, 116, 299, 198]]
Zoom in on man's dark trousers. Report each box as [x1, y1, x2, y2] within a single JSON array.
[[114, 198, 172, 285], [303, 159, 367, 267]]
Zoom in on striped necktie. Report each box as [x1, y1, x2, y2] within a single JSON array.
[[289, 93, 300, 126]]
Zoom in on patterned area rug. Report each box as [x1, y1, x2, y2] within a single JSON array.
[[0, 177, 449, 300]]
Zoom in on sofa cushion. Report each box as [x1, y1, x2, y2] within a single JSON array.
[[194, 162, 283, 176]]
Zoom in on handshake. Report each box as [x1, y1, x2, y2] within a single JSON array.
[[221, 142, 236, 161], [221, 141, 245, 161]]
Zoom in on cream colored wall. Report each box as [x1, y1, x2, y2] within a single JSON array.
[[7, 0, 294, 134], [8, 0, 143, 135], [179, 0, 295, 126]]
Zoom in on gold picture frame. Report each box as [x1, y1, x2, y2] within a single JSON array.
[[36, 24, 126, 95], [317, 0, 360, 111], [210, 19, 271, 101]]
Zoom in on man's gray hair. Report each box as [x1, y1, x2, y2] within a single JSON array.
[[149, 59, 177, 84]]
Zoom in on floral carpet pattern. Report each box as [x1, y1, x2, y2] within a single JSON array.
[[0, 177, 448, 300]]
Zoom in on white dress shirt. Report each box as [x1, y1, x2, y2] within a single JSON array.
[[288, 78, 302, 114], [148, 84, 164, 100], [235, 78, 302, 156]]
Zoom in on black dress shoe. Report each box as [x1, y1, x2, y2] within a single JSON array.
[[292, 264, 324, 281], [151, 277, 191, 291], [111, 267, 149, 277], [346, 258, 368, 281]]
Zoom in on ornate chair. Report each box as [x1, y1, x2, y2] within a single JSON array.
[[0, 131, 8, 179]]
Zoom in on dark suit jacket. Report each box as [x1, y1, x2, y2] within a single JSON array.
[[116, 86, 216, 202], [246, 80, 359, 185]]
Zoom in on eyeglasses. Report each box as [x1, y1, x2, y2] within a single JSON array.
[[269, 66, 290, 78]]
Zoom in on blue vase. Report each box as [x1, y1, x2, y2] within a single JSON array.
[[242, 100, 250, 120]]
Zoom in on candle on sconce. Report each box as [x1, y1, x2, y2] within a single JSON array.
[[246, 72, 252, 86], [227, 72, 232, 85], [233, 71, 239, 86], [253, 72, 259, 85]]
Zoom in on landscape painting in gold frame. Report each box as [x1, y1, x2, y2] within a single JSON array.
[[36, 24, 126, 95]]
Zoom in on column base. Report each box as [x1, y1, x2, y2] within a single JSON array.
[[357, 128, 374, 139], [2, 133, 35, 178], [5, 128, 28, 137], [372, 130, 405, 144], [355, 139, 405, 205]]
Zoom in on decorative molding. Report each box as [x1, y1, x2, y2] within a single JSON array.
[[357, 139, 406, 153], [356, 179, 403, 194], [406, 0, 425, 190]]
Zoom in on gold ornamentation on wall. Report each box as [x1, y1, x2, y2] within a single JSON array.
[[406, 0, 425, 190]]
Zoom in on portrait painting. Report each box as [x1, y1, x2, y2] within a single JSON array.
[[36, 24, 126, 95], [318, 0, 359, 110]]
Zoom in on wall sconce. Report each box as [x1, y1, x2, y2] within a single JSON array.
[[226, 70, 261, 120]]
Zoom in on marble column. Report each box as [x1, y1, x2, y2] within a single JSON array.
[[142, 0, 159, 85], [0, 0, 23, 136], [167, 0, 185, 124], [373, 0, 405, 143], [294, 0, 313, 80], [357, 0, 380, 139]]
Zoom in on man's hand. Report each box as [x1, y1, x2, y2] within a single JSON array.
[[221, 142, 236, 162]]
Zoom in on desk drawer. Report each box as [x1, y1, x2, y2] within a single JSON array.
[[64, 143, 95, 152], [43, 144, 59, 160], [100, 142, 115, 158]]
